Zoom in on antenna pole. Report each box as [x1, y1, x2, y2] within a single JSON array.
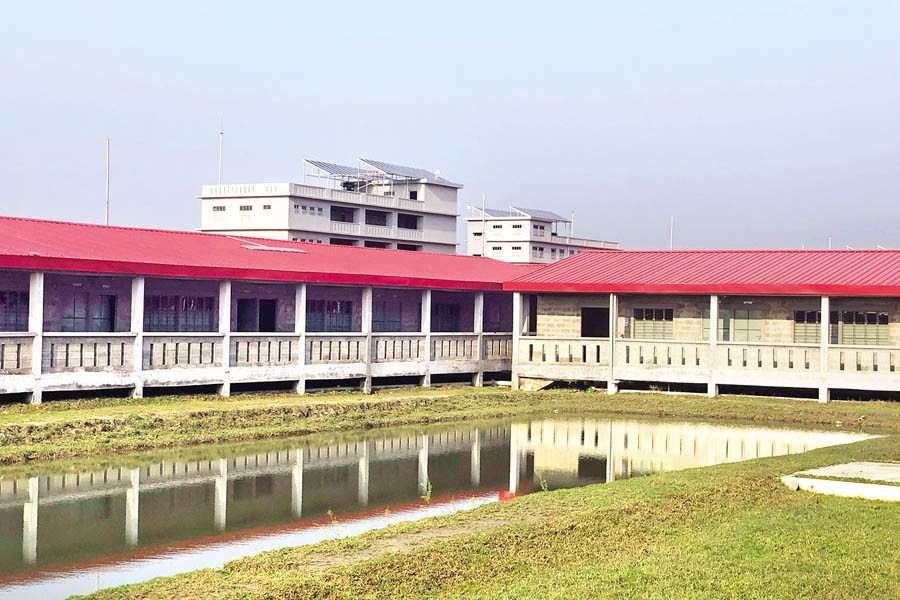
[[105, 139, 110, 226], [217, 117, 224, 185], [669, 216, 674, 250], [570, 211, 575, 239], [827, 236, 832, 250]]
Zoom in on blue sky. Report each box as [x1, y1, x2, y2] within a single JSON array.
[[2, 1, 898, 249]]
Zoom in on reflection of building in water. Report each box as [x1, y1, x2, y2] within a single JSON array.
[[0, 426, 509, 573], [508, 419, 875, 493]]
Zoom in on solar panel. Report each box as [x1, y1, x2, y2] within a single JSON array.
[[360, 159, 460, 187], [305, 159, 376, 179], [512, 207, 570, 222]]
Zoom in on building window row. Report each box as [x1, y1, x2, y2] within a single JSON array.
[[294, 204, 324, 216], [212, 206, 226, 212], [239, 205, 253, 212], [632, 308, 674, 340]]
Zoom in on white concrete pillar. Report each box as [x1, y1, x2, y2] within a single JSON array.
[[511, 292, 523, 390], [125, 467, 140, 546], [473, 291, 485, 387], [22, 477, 38, 564], [131, 277, 145, 398], [470, 429, 481, 486], [214, 458, 228, 531], [819, 296, 831, 403], [218, 281, 232, 397], [358, 442, 370, 506], [608, 293, 618, 394], [291, 449, 303, 518], [28, 272, 44, 404], [606, 421, 615, 483], [417, 434, 429, 494], [421, 290, 432, 387], [362, 286, 374, 394], [708, 295, 719, 398], [295, 283, 307, 395], [508, 425, 520, 494]]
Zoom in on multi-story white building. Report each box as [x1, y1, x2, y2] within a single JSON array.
[[466, 207, 619, 263], [200, 159, 461, 253]]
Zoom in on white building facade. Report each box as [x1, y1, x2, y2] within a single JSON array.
[[200, 159, 460, 253], [466, 207, 619, 264]]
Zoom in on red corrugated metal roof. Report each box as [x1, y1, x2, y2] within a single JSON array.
[[504, 249, 900, 296], [0, 216, 533, 290]]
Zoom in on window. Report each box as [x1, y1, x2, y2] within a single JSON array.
[[383, 191, 394, 197], [794, 311, 822, 344], [492, 224, 503, 230], [294, 203, 300, 213], [145, 295, 215, 332], [409, 190, 418, 200], [306, 300, 353, 332], [533, 224, 546, 235], [511, 246, 522, 251], [262, 204, 271, 210], [212, 206, 225, 212], [732, 309, 763, 342], [330, 206, 356, 223], [329, 238, 357, 246], [373, 301, 403, 332], [632, 308, 674, 340], [0, 291, 28, 331], [239, 205, 252, 211], [472, 232, 482, 237], [397, 213, 420, 230], [702, 308, 732, 341], [512, 224, 522, 229], [365, 210, 389, 226], [532, 246, 545, 257], [397, 243, 421, 251], [840, 311, 889, 345], [492, 246, 502, 251]]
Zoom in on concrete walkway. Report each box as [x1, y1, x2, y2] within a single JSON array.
[[782, 462, 900, 502]]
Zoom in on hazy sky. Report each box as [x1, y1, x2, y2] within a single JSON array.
[[2, 1, 898, 250]]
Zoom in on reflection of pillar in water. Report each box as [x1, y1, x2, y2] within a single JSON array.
[[358, 442, 370, 507], [125, 468, 140, 547], [606, 421, 615, 483], [291, 449, 303, 518], [418, 434, 429, 494], [470, 429, 481, 487], [215, 458, 228, 531], [23, 477, 39, 564], [509, 426, 520, 494]]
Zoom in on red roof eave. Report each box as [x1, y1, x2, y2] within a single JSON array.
[[502, 281, 900, 297]]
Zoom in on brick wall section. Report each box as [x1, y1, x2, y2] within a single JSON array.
[[145, 278, 221, 330], [536, 294, 608, 337], [44, 274, 133, 332], [307, 285, 363, 332]]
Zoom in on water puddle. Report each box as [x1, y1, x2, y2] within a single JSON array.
[[0, 415, 874, 598]]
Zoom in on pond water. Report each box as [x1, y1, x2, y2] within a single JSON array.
[[0, 415, 874, 599]]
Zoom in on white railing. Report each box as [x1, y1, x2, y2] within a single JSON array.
[[306, 335, 367, 364], [43, 334, 135, 373], [828, 345, 899, 374], [395, 227, 425, 241], [231, 334, 299, 367], [373, 334, 425, 362], [330, 221, 361, 235], [518, 336, 609, 366], [717, 343, 820, 372], [143, 334, 223, 370], [617, 340, 709, 369], [0, 334, 32, 374], [484, 334, 514, 361], [431, 334, 479, 361]]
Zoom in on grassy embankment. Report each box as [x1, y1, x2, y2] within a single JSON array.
[[85, 398, 900, 599], [1, 386, 897, 466]]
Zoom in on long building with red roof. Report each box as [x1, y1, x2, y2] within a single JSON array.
[[0, 217, 899, 402]]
